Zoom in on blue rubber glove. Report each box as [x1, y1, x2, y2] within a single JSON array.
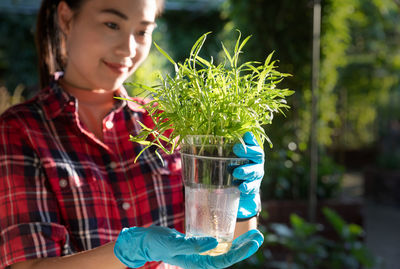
[[233, 132, 264, 219], [168, 229, 264, 269], [114, 226, 263, 269]]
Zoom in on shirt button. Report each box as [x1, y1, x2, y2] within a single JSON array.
[[161, 208, 167, 218], [59, 179, 68, 188], [105, 121, 114, 129], [109, 162, 117, 169], [122, 202, 131, 210]]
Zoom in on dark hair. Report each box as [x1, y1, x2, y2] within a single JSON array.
[[35, 0, 165, 89], [35, 0, 82, 88]]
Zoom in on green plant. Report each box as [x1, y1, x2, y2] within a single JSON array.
[[118, 31, 293, 160], [233, 207, 379, 269]]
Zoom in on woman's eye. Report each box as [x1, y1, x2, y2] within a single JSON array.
[[137, 31, 149, 36], [137, 30, 154, 39], [104, 22, 119, 30]]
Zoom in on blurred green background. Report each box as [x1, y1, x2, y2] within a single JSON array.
[[1, 0, 400, 268]]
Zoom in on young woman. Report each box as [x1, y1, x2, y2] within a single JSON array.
[[0, 0, 264, 268]]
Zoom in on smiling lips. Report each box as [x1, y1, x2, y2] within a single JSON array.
[[104, 61, 132, 75]]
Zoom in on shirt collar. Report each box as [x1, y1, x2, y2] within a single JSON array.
[[38, 79, 76, 120], [38, 75, 145, 120]]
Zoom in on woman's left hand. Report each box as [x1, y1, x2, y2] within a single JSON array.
[[233, 132, 264, 219]]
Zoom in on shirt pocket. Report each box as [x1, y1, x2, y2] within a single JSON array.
[[44, 161, 117, 245], [146, 152, 184, 229]]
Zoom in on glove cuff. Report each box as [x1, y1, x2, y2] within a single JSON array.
[[236, 215, 258, 222], [114, 227, 147, 268]]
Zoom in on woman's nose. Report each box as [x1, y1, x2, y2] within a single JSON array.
[[116, 34, 137, 58]]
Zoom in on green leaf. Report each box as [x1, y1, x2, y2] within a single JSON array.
[[195, 55, 211, 67], [351, 245, 376, 267], [348, 224, 363, 237], [154, 42, 178, 72], [290, 214, 319, 238], [323, 207, 347, 238], [154, 149, 165, 166], [134, 145, 151, 163], [189, 32, 211, 69], [238, 35, 252, 55], [130, 140, 151, 146], [264, 51, 275, 67], [125, 82, 158, 94], [221, 42, 233, 67], [114, 96, 135, 102], [136, 120, 153, 132]]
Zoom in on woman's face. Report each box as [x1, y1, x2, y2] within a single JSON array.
[[59, 0, 157, 91]]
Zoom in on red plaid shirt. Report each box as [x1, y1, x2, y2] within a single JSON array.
[[0, 80, 184, 269]]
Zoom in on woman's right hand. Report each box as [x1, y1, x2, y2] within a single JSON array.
[[113, 226, 264, 269]]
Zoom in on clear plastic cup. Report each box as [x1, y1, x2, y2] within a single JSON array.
[[180, 136, 248, 256]]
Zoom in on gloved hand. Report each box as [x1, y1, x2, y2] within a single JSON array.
[[233, 132, 265, 219], [114, 226, 264, 269], [169, 229, 264, 269]]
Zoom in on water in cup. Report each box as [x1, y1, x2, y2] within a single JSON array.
[[185, 184, 240, 256]]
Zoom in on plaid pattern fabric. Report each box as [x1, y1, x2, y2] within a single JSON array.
[[0, 81, 184, 269]]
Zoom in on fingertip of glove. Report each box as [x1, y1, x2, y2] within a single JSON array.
[[233, 143, 245, 155], [243, 132, 258, 146], [247, 229, 264, 248], [232, 168, 244, 178], [240, 230, 264, 260], [238, 183, 248, 193], [189, 236, 218, 252]]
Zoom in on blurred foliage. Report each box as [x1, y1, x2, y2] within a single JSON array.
[[155, 9, 227, 64], [333, 0, 400, 150], [127, 8, 227, 96], [219, 0, 400, 199], [0, 85, 25, 115], [220, 0, 400, 152], [0, 13, 38, 92], [220, 0, 312, 148], [232, 208, 380, 269], [263, 143, 344, 200], [375, 119, 400, 170], [220, 0, 343, 200], [125, 25, 170, 97]]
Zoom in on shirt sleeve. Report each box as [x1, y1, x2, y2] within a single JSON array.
[[0, 115, 70, 268]]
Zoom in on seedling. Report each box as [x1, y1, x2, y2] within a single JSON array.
[[118, 31, 294, 161]]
